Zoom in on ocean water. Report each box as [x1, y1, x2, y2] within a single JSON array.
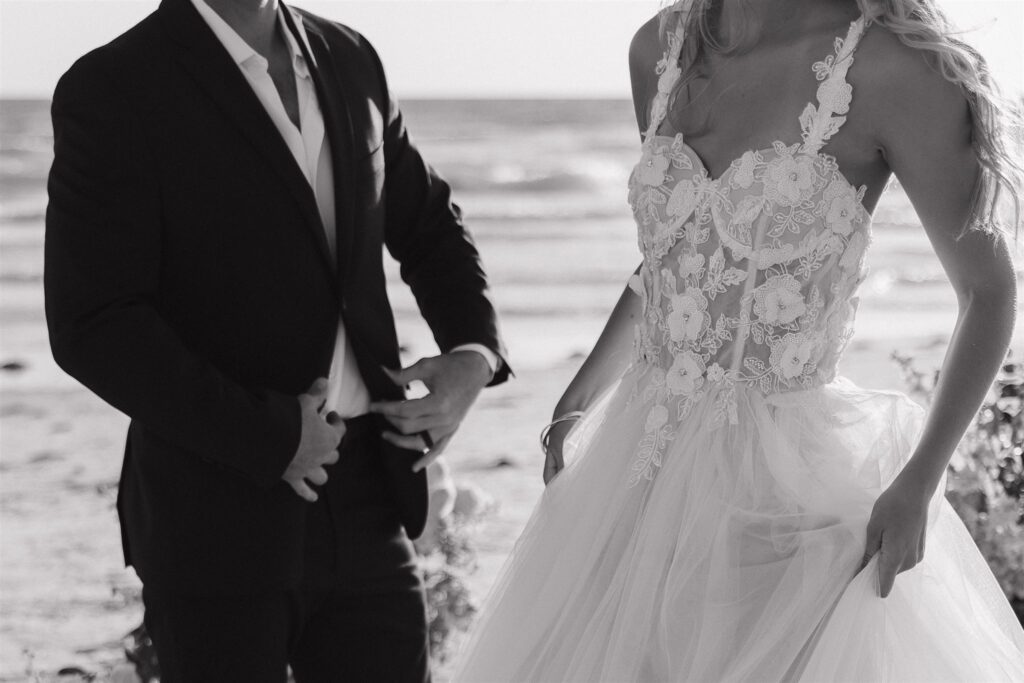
[[0, 97, 983, 383]]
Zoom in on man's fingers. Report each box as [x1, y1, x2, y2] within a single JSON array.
[[412, 436, 447, 472], [412, 449, 440, 473], [382, 360, 432, 388], [381, 429, 439, 452], [328, 419, 347, 442], [305, 467, 329, 487], [370, 395, 440, 420], [381, 413, 449, 436], [381, 364, 407, 386], [286, 477, 318, 503], [381, 430, 424, 450], [298, 377, 330, 414], [412, 435, 451, 472], [320, 449, 340, 466], [382, 427, 452, 455]]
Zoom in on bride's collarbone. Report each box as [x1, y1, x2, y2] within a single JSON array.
[[664, 72, 812, 159], [665, 113, 887, 210], [659, 54, 888, 202]]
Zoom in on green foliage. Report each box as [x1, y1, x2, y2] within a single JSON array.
[[893, 351, 1024, 602]]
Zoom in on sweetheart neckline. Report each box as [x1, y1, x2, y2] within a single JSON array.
[[646, 133, 873, 219]]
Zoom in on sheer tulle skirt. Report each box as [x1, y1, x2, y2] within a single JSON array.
[[453, 366, 1024, 682]]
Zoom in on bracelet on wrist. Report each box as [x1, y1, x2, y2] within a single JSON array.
[[539, 411, 586, 455]]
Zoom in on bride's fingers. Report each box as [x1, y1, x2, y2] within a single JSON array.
[[542, 450, 564, 485], [860, 518, 882, 570], [903, 531, 926, 572], [877, 535, 903, 598]]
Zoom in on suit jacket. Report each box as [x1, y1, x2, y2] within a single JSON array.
[[44, 0, 509, 595]]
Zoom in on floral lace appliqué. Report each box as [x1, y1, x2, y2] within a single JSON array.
[[624, 10, 872, 488]]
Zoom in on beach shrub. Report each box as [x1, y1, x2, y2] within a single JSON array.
[[893, 351, 1024, 618], [414, 458, 494, 665], [419, 516, 481, 664]]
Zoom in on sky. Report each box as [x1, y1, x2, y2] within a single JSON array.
[[0, 0, 1021, 99]]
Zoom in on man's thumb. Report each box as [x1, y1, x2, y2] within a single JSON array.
[[382, 360, 428, 387]]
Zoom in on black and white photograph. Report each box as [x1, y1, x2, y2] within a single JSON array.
[[1, 0, 1023, 681]]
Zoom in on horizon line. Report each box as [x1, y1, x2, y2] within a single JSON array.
[[0, 94, 638, 103]]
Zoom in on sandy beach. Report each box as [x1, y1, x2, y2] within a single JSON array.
[[0, 333, 984, 681]]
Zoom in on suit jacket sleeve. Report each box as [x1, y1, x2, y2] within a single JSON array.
[[44, 54, 300, 487], [366, 43, 512, 385]]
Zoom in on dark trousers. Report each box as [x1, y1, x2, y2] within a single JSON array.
[[142, 416, 431, 682]]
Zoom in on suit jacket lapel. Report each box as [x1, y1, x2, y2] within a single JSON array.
[[158, 0, 335, 275], [283, 9, 358, 288]]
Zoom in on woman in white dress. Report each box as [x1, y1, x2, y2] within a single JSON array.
[[454, 0, 1024, 680]]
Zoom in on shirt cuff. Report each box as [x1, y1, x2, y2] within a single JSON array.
[[450, 343, 499, 378]]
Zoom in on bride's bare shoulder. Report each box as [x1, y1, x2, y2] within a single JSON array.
[[629, 14, 664, 75], [852, 22, 971, 144], [629, 14, 667, 134]]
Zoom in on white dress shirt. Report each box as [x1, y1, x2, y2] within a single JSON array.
[[191, 1, 496, 416]]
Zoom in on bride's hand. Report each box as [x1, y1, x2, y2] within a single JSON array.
[[542, 418, 576, 485], [861, 471, 934, 598]]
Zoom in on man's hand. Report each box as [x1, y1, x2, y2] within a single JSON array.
[[282, 378, 346, 502], [369, 351, 492, 472]]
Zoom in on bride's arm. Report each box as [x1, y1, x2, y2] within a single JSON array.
[[629, 14, 664, 140], [858, 31, 1018, 596], [541, 15, 665, 483], [554, 271, 643, 416], [544, 271, 642, 483]]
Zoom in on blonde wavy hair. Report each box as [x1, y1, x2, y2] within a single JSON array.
[[659, 0, 1023, 238]]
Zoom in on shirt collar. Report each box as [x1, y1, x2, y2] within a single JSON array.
[[190, 0, 316, 77], [280, 4, 316, 77]]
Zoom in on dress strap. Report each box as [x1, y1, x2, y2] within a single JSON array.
[[799, 16, 867, 155], [643, 2, 691, 142]]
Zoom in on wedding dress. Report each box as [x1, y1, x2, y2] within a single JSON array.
[[454, 6, 1024, 681]]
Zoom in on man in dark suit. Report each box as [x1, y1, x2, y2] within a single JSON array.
[[44, 0, 509, 680]]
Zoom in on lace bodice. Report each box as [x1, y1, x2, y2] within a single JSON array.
[[625, 6, 872, 484]]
